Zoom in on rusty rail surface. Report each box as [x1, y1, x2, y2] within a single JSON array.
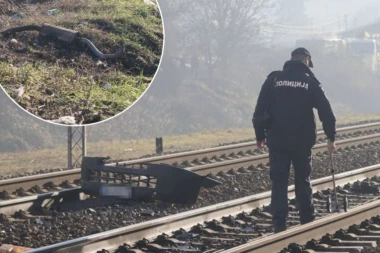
[[23, 163, 380, 253], [1, 123, 380, 195]]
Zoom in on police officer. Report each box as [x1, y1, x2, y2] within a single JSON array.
[[252, 47, 337, 233]]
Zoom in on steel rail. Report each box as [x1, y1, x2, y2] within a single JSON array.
[[24, 163, 380, 253], [2, 132, 380, 195], [110, 121, 380, 166], [0, 188, 81, 216], [190, 133, 380, 175], [220, 199, 380, 253]]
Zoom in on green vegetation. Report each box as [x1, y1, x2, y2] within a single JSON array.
[[0, 0, 163, 124], [0, 62, 148, 120]]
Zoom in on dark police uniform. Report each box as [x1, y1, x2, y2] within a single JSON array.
[[252, 48, 336, 232]]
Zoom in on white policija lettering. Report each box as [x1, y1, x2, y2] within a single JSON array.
[[275, 80, 309, 90]]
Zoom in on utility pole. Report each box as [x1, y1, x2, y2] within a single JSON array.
[[311, 17, 314, 32], [67, 126, 86, 169], [353, 17, 358, 28], [338, 16, 341, 31], [345, 14, 348, 31]]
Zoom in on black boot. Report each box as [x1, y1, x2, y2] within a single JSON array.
[[300, 214, 316, 225], [274, 225, 287, 233]]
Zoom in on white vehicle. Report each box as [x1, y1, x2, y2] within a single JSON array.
[[295, 38, 378, 72], [345, 39, 377, 72], [295, 38, 346, 55]]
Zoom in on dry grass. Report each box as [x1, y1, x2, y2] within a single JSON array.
[[1, 113, 380, 176]]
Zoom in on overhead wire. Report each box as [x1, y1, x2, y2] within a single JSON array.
[[272, 17, 342, 29], [260, 17, 344, 35], [260, 27, 343, 35]]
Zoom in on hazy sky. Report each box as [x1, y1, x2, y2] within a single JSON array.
[[270, 0, 380, 47], [305, 0, 380, 29]]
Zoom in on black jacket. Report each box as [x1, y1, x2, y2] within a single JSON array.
[[253, 60, 336, 150]]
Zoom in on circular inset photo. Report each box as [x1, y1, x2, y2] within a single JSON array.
[[0, 0, 163, 125]]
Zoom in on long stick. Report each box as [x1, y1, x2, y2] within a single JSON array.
[[330, 152, 339, 211]]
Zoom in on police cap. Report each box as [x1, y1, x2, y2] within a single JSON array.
[[291, 47, 314, 68]]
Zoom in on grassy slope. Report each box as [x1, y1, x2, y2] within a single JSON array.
[[0, 0, 163, 123], [1, 113, 380, 176]]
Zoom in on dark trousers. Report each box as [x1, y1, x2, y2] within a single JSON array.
[[269, 148, 315, 228]]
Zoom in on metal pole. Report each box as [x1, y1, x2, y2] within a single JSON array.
[[310, 17, 313, 32], [330, 152, 339, 211], [156, 137, 163, 154], [67, 126, 86, 169], [82, 126, 87, 158], [67, 127, 73, 169], [338, 17, 341, 31], [345, 14, 348, 31]]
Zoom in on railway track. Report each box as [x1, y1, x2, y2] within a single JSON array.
[[2, 123, 380, 198], [24, 163, 380, 253], [281, 216, 380, 253], [1, 135, 377, 214], [0, 123, 378, 251], [0, 129, 377, 249], [221, 199, 380, 253]]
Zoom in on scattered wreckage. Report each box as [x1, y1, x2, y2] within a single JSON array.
[[23, 156, 222, 214], [81, 156, 222, 205]]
